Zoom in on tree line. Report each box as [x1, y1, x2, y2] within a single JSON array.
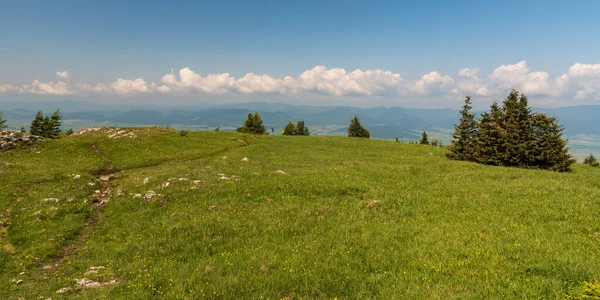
[[447, 89, 575, 172], [0, 109, 64, 139]]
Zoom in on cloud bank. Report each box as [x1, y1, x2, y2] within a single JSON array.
[[2, 61, 600, 106]]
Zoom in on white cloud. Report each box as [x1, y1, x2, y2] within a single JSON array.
[[407, 71, 454, 96], [0, 84, 20, 93], [28, 79, 74, 95], [56, 71, 70, 80], [110, 78, 152, 95], [2, 62, 600, 106], [487, 60, 551, 95]]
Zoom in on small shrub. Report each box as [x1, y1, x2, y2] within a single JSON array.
[[215, 126, 221, 132], [66, 128, 74, 136], [584, 154, 599, 167], [180, 130, 189, 137]]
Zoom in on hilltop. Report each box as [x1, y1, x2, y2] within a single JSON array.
[[1, 128, 599, 299], [4, 102, 600, 159]]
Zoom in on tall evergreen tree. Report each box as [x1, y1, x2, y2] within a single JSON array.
[[347, 115, 370, 138], [447, 96, 477, 161], [49, 109, 62, 138], [283, 120, 298, 135], [0, 111, 7, 130], [529, 113, 575, 172], [474, 101, 505, 165], [420, 131, 429, 145], [296, 120, 310, 136], [30, 110, 45, 136], [42, 116, 52, 138]]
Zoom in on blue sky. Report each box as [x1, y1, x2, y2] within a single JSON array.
[[1, 0, 599, 108]]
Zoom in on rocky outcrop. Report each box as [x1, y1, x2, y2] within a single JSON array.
[[0, 130, 43, 150]]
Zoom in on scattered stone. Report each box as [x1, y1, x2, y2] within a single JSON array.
[[192, 180, 201, 184], [161, 182, 170, 188], [208, 205, 217, 210], [133, 194, 142, 199], [274, 170, 287, 175], [55, 287, 71, 294], [73, 174, 81, 179], [75, 278, 102, 288], [87, 182, 96, 186], [220, 176, 238, 182], [143, 177, 149, 184], [20, 271, 25, 275], [12, 279, 23, 284], [222, 156, 227, 159], [43, 265, 53, 270], [241, 157, 249, 162], [144, 191, 157, 200], [42, 198, 59, 203], [178, 178, 189, 181], [0, 130, 43, 150]]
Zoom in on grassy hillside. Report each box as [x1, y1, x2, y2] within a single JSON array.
[[1, 128, 599, 299]]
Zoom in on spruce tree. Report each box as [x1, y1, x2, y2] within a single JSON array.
[[0, 111, 7, 130], [30, 110, 45, 136], [296, 120, 310, 136], [251, 111, 266, 134], [347, 115, 370, 138], [474, 101, 505, 165], [42, 116, 52, 138], [283, 120, 298, 135], [420, 131, 429, 145], [529, 113, 575, 172], [447, 96, 477, 161], [236, 111, 266, 134], [49, 109, 62, 138]]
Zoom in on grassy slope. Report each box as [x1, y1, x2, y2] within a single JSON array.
[[1, 129, 599, 299]]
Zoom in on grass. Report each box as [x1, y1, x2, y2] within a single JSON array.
[[1, 127, 599, 299]]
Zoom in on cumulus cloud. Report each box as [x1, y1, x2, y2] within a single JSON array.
[[56, 71, 70, 80], [28, 79, 74, 95], [2, 62, 600, 106], [407, 71, 454, 96]]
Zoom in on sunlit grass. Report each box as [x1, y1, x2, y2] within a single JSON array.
[[1, 128, 599, 299]]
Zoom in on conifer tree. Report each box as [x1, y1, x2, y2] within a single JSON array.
[[447, 96, 477, 161], [474, 101, 505, 165], [296, 120, 310, 136], [251, 111, 266, 134], [0, 111, 7, 130], [283, 120, 298, 135], [347, 115, 370, 138], [236, 111, 266, 134], [30, 110, 45, 136], [529, 113, 575, 171], [420, 131, 429, 145], [49, 109, 62, 138], [42, 116, 52, 138]]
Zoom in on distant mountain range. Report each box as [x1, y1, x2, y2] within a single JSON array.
[[3, 101, 600, 159]]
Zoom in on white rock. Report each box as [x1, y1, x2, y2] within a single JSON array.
[[133, 194, 142, 199], [143, 177, 149, 184], [75, 278, 102, 288], [73, 174, 81, 179], [55, 287, 71, 294], [275, 170, 287, 175], [42, 198, 59, 203], [161, 182, 170, 188], [241, 157, 249, 162]]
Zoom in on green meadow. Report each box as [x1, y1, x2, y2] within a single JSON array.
[[1, 128, 599, 299]]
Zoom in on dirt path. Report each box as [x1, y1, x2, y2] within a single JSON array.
[[51, 144, 118, 265]]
